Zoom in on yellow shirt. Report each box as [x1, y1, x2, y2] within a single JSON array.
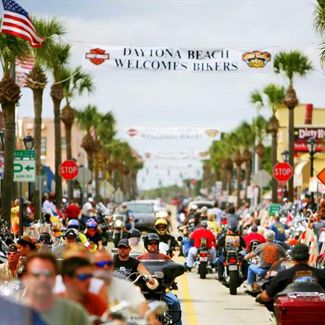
[[207, 220, 222, 234], [10, 206, 19, 227]]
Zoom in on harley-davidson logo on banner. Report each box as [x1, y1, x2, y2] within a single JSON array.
[[294, 127, 325, 152], [126, 127, 221, 140], [85, 48, 110, 65], [82, 44, 273, 72]]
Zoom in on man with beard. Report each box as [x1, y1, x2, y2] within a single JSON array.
[[22, 252, 90, 325]]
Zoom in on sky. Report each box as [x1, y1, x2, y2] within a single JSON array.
[[10, 0, 325, 189]]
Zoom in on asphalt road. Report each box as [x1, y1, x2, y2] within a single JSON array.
[[167, 205, 271, 325], [175, 264, 271, 325]]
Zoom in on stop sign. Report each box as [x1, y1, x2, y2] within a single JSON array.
[[59, 160, 79, 180], [272, 162, 293, 182]]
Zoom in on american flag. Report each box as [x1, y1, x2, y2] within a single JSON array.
[[15, 54, 34, 87], [1, 0, 44, 48]]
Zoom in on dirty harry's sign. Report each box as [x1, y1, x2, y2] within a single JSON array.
[[84, 46, 272, 72], [294, 127, 325, 152]]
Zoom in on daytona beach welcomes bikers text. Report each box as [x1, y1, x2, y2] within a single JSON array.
[[113, 48, 239, 71]]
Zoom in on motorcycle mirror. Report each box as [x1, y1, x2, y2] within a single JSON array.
[[154, 271, 164, 279]]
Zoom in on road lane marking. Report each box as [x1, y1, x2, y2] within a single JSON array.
[[179, 273, 198, 325]]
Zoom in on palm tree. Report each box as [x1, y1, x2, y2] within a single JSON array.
[[251, 84, 285, 202], [61, 66, 93, 200], [47, 42, 70, 208], [314, 1, 325, 61], [76, 105, 101, 169], [0, 33, 29, 224], [235, 121, 255, 200], [26, 18, 66, 219], [274, 51, 312, 201], [253, 115, 268, 170]]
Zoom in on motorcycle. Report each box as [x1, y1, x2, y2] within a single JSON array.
[[256, 278, 325, 323], [249, 257, 295, 296], [137, 258, 185, 325], [111, 213, 127, 247], [222, 245, 245, 295], [193, 237, 212, 279]]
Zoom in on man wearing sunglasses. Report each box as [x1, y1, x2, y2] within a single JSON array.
[[92, 249, 161, 325], [0, 244, 20, 283], [60, 256, 107, 317], [22, 252, 91, 325]]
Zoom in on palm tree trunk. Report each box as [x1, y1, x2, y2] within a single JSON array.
[[245, 160, 251, 200], [65, 124, 73, 200], [236, 165, 241, 207], [95, 159, 99, 200], [288, 108, 294, 202], [53, 98, 62, 209], [271, 132, 278, 203], [33, 89, 43, 221], [1, 104, 16, 225]]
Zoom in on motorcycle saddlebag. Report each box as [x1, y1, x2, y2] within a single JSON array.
[[274, 293, 325, 325]]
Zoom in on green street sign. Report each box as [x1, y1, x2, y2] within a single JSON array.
[[14, 150, 35, 159], [13, 160, 36, 182], [269, 203, 281, 216]]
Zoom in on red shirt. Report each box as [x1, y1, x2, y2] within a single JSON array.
[[65, 203, 81, 219], [243, 232, 266, 251], [190, 227, 216, 249]]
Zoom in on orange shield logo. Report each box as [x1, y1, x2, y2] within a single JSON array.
[[85, 48, 110, 65]]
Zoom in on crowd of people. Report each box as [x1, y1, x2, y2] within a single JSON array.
[[1, 191, 325, 324]]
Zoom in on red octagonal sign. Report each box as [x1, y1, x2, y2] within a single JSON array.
[[272, 162, 293, 182], [59, 160, 79, 180]]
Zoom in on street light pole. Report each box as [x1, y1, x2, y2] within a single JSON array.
[[307, 138, 316, 208], [19, 134, 34, 236]]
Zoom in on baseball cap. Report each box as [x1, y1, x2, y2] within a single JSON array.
[[117, 238, 130, 248], [8, 244, 18, 253], [290, 244, 309, 261]]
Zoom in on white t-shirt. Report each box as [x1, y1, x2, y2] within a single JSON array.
[[109, 276, 146, 310]]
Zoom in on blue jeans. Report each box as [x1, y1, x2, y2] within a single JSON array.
[[162, 292, 182, 325], [247, 264, 269, 285]]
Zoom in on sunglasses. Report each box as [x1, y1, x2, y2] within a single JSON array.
[[94, 260, 113, 268], [75, 273, 93, 281], [148, 242, 159, 246], [30, 270, 54, 278]]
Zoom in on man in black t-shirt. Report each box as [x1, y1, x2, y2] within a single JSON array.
[[258, 243, 325, 302], [113, 238, 156, 285]]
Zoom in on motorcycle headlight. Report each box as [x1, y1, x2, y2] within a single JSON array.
[[114, 219, 123, 228]]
